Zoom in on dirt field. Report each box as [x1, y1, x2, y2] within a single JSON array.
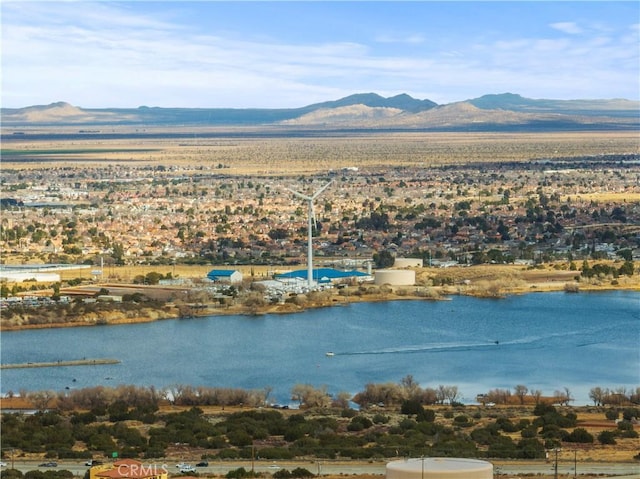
[[3, 130, 638, 174]]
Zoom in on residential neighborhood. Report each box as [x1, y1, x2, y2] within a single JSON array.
[[1, 153, 638, 277]]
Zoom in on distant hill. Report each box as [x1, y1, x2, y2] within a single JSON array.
[[2, 93, 638, 131], [301, 92, 437, 113], [468, 93, 639, 118]]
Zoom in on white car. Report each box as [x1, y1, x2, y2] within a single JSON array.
[[0, 462, 8, 468], [179, 465, 196, 473]]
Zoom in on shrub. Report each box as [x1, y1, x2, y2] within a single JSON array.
[[517, 438, 545, 459], [290, 468, 314, 478], [217, 449, 240, 459], [521, 425, 538, 438], [347, 415, 372, 431], [566, 428, 593, 443], [225, 468, 255, 479], [533, 403, 556, 416], [617, 421, 635, 432], [255, 448, 294, 460], [372, 413, 389, 424], [453, 415, 471, 427], [497, 417, 518, 432], [417, 409, 435, 422], [605, 409, 619, 420], [597, 430, 617, 445], [400, 399, 424, 416], [56, 450, 92, 459], [273, 471, 292, 479], [1, 470, 23, 479], [487, 436, 517, 458]]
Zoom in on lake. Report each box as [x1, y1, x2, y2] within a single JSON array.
[[1, 291, 638, 405]]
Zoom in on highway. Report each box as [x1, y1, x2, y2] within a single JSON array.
[[2, 459, 639, 478]]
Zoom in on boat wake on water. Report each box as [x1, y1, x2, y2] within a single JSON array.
[[334, 339, 524, 356], [333, 333, 605, 357]]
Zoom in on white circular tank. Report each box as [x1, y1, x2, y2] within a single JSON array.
[[374, 269, 415, 286], [386, 458, 493, 479], [394, 258, 423, 268]]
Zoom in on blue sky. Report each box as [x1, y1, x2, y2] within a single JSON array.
[[2, 1, 639, 108]]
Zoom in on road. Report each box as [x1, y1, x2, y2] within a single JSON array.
[[3, 459, 639, 478]]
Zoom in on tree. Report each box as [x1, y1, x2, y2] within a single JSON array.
[[268, 228, 289, 240], [29, 390, 56, 411], [616, 249, 633, 261], [589, 387, 605, 406], [618, 260, 634, 276], [332, 391, 352, 409], [373, 249, 394, 268], [554, 388, 573, 406], [400, 374, 420, 399], [112, 242, 125, 265], [290, 384, 330, 408], [514, 385, 528, 405], [437, 385, 460, 405]]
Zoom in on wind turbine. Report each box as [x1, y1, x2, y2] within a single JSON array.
[[286, 180, 333, 288]]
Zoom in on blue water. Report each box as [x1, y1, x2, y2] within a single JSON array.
[[1, 291, 638, 405]]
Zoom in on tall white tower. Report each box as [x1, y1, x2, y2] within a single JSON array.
[[287, 180, 333, 288]]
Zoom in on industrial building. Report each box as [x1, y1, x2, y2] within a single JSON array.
[[275, 268, 371, 284], [393, 258, 423, 268], [386, 457, 493, 479], [0, 264, 89, 283], [374, 269, 416, 286], [206, 269, 243, 283]]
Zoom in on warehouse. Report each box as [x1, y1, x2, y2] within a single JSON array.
[[275, 268, 371, 284], [0, 264, 88, 283], [206, 269, 243, 283]]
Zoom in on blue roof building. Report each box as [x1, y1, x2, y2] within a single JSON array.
[[275, 268, 370, 284]]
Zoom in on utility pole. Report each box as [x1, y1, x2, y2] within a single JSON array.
[[554, 448, 560, 479]]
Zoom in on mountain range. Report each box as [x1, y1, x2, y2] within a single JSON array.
[[2, 93, 638, 131]]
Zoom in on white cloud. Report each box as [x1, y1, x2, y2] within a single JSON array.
[[550, 22, 583, 35], [375, 32, 426, 44]]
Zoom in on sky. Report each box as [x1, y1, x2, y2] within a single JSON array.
[[1, 1, 639, 108]]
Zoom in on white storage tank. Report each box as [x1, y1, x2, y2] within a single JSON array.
[[386, 457, 493, 479], [394, 258, 423, 268], [374, 269, 415, 286]]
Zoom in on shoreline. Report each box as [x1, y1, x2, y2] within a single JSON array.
[[1, 279, 638, 333]]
